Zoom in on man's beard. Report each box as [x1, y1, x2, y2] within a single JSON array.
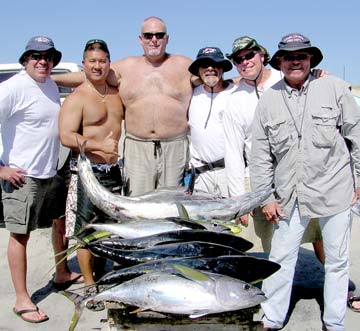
[[204, 75, 219, 88]]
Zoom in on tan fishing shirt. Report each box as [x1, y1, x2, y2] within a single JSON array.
[[250, 74, 360, 218]]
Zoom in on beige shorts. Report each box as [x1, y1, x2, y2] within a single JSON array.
[[124, 134, 189, 196]]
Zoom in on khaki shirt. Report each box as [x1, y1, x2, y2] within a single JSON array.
[[250, 74, 360, 218]]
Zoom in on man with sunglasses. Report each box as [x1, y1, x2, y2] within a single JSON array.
[[0, 36, 74, 323], [250, 33, 360, 331], [223, 36, 281, 247], [223, 36, 324, 252], [54, 16, 192, 196], [186, 47, 236, 196]]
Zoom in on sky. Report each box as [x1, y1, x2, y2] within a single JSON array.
[[0, 0, 359, 85]]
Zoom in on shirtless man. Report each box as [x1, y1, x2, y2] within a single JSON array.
[[59, 39, 123, 307], [54, 16, 193, 196]]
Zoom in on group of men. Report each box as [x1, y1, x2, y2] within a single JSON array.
[[0, 15, 359, 331]]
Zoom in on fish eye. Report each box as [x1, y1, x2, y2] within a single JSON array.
[[244, 284, 250, 290]]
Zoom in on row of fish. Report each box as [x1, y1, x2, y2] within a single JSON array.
[[64, 227, 279, 331], [61, 145, 280, 330]]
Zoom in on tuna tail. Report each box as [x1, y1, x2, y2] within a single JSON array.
[[59, 290, 86, 331], [76, 136, 87, 160]]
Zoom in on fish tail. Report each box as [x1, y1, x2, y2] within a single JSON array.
[[59, 290, 86, 331], [76, 136, 87, 160]]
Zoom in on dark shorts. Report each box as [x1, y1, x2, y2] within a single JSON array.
[[72, 164, 122, 236], [38, 154, 71, 226]]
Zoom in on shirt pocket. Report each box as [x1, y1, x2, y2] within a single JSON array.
[[266, 118, 291, 156], [311, 106, 339, 148]]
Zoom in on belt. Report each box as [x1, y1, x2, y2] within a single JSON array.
[[194, 158, 225, 174]]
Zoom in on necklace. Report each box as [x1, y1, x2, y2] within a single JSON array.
[[87, 79, 108, 102]]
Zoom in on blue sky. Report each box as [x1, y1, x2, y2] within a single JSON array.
[[1, 0, 359, 84]]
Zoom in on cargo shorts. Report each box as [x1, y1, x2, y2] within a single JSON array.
[[1, 176, 62, 234]]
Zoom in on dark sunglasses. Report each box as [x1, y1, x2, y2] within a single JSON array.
[[142, 32, 166, 40], [233, 51, 257, 64], [30, 52, 54, 62], [198, 60, 222, 69], [282, 53, 310, 62]]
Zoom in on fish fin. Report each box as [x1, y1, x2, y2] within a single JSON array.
[[81, 231, 113, 244], [189, 310, 210, 318], [224, 224, 242, 234], [59, 290, 86, 331], [44, 243, 82, 277], [172, 264, 210, 282], [130, 306, 151, 314], [175, 202, 190, 220], [249, 278, 262, 285]]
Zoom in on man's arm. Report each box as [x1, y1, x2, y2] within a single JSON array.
[[52, 65, 121, 88], [51, 71, 85, 88]]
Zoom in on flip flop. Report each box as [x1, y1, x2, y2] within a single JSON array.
[[348, 295, 360, 312], [52, 274, 84, 291], [13, 306, 49, 323]]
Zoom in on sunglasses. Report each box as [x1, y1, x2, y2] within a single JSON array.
[[199, 60, 222, 69], [142, 32, 166, 40], [233, 51, 257, 64], [281, 53, 311, 62], [30, 52, 54, 62]]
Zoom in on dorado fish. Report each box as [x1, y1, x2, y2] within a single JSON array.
[[77, 142, 274, 221], [63, 267, 266, 331], [96, 254, 280, 286], [95, 229, 253, 251], [87, 240, 244, 266]]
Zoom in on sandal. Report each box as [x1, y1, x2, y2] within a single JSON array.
[[348, 295, 360, 312], [85, 286, 105, 311], [13, 306, 49, 323]]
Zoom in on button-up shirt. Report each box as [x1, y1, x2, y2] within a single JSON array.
[[250, 74, 360, 218]]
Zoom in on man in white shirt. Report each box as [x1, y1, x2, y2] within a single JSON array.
[[0, 36, 75, 323], [223, 36, 279, 249], [187, 47, 236, 197]]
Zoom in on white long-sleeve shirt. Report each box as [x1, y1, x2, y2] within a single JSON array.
[[223, 69, 281, 196]]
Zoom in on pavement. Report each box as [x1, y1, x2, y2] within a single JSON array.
[[0, 218, 359, 331]]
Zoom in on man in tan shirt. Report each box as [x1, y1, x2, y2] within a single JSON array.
[[54, 16, 193, 196], [59, 39, 124, 308]]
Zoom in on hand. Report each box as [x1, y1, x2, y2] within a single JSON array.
[[351, 187, 360, 205], [312, 68, 329, 78], [0, 166, 27, 188], [102, 131, 119, 157], [262, 201, 285, 224], [235, 214, 249, 226]]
